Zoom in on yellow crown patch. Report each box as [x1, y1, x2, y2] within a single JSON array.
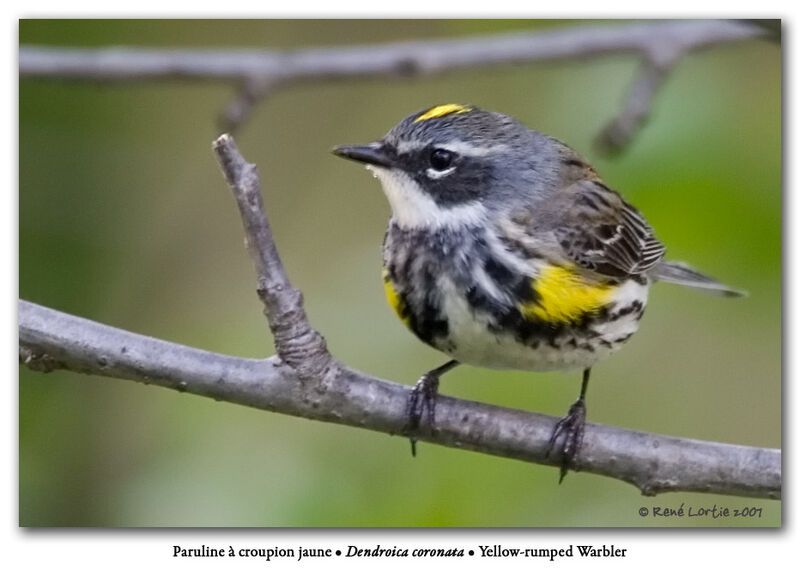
[[414, 104, 472, 123]]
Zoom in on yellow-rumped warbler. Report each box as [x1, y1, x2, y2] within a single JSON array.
[[333, 104, 743, 479]]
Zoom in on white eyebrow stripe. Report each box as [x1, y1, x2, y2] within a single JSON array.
[[438, 141, 509, 157], [395, 140, 427, 153], [395, 139, 508, 157]]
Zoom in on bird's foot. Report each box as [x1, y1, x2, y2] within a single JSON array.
[[403, 371, 441, 457], [546, 398, 586, 483]]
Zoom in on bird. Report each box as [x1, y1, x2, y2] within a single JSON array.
[[332, 103, 743, 480]]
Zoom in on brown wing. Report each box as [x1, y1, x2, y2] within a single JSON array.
[[553, 179, 666, 279]]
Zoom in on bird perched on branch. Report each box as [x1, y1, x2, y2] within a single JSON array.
[[333, 104, 743, 480]]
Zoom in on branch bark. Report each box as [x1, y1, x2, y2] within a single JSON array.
[[17, 299, 782, 500], [18, 135, 780, 500], [19, 19, 768, 150]]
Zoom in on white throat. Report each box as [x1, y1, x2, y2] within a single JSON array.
[[368, 166, 487, 230]]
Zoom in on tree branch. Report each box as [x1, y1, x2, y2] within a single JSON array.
[[17, 299, 781, 500], [18, 135, 780, 500], [19, 20, 768, 148]]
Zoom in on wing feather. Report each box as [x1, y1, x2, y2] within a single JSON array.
[[553, 180, 666, 279]]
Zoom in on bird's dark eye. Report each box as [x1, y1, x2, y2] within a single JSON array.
[[429, 148, 455, 171]]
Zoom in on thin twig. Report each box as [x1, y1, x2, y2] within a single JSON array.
[[220, 76, 277, 132], [595, 49, 683, 154], [19, 20, 768, 143], [18, 135, 781, 500], [212, 134, 334, 380]]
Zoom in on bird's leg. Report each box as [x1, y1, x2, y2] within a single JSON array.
[[404, 359, 460, 456], [546, 367, 591, 482]]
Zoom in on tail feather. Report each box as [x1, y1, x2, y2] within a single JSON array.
[[652, 261, 746, 298]]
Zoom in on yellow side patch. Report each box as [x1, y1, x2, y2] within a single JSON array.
[[521, 265, 613, 324], [382, 268, 410, 325], [414, 104, 472, 123]]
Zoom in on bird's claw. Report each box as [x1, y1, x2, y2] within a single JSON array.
[[546, 399, 586, 483], [404, 372, 440, 456]]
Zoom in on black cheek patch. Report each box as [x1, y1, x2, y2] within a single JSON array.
[[414, 160, 492, 207]]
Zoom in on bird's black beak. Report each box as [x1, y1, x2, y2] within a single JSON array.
[[332, 143, 394, 168]]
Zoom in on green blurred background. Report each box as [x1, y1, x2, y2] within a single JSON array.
[[19, 20, 781, 527]]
